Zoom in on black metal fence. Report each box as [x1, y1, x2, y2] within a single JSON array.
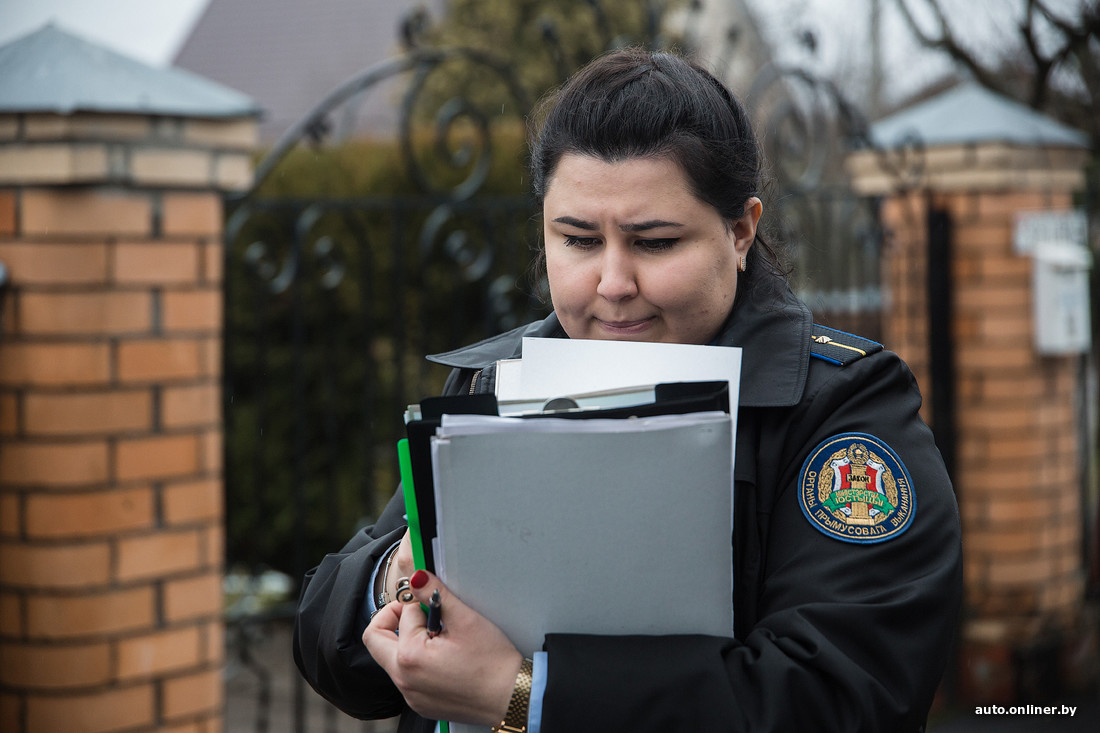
[[221, 20, 891, 733]]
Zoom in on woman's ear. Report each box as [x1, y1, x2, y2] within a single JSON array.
[[733, 197, 763, 256]]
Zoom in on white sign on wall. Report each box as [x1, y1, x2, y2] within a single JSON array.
[[1017, 210, 1093, 355], [1014, 210, 1087, 255]]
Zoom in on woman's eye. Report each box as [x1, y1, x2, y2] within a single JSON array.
[[637, 238, 679, 252], [564, 235, 601, 249]]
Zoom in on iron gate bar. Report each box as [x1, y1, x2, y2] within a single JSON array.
[[926, 203, 957, 485]]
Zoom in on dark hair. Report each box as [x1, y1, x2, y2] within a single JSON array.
[[529, 47, 786, 286]]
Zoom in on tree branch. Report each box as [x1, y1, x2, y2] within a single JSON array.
[[893, 0, 1011, 97], [1033, 0, 1081, 36], [893, 0, 1097, 147], [1033, 0, 1100, 116], [1020, 0, 1056, 107]]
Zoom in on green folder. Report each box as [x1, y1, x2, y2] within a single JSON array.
[[397, 438, 426, 572], [398, 438, 449, 733]]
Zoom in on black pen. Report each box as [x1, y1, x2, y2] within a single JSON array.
[[426, 589, 443, 638]]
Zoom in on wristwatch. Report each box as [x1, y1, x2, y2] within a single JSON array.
[[491, 657, 533, 733]]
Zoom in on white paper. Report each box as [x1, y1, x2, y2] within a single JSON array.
[[519, 337, 741, 406], [495, 359, 523, 400], [438, 411, 728, 436], [517, 337, 742, 471], [496, 385, 659, 417]]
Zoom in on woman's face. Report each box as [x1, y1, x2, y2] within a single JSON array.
[[543, 154, 761, 344]]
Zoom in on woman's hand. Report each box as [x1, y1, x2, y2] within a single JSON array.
[[363, 568, 523, 726]]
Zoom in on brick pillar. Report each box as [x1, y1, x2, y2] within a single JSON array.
[[849, 142, 1094, 702], [0, 112, 255, 732]]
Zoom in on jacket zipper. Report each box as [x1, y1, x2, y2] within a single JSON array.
[[468, 368, 482, 395]]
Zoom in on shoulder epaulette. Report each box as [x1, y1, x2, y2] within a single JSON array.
[[809, 324, 883, 366]]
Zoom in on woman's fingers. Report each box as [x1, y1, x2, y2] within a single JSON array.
[[384, 530, 417, 606], [394, 531, 415, 577], [362, 596, 403, 666], [362, 569, 522, 726], [392, 570, 455, 642]]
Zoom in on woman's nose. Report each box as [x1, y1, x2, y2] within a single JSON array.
[[595, 246, 639, 302]]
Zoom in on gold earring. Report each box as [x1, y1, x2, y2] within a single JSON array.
[[738, 255, 747, 273]]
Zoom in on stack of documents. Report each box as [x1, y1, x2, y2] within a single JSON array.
[[403, 338, 743, 733]]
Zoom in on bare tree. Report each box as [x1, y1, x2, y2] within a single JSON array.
[[893, 0, 1098, 144]]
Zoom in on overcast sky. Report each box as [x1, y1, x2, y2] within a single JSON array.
[[0, 0, 209, 65], [0, 0, 1007, 67], [0, 0, 1086, 108]]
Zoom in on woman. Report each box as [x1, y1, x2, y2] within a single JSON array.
[[294, 48, 962, 732]]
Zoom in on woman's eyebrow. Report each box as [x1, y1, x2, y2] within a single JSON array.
[[552, 216, 597, 230], [620, 220, 683, 233], [551, 216, 684, 232]]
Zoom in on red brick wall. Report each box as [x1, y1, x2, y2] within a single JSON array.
[[850, 142, 1093, 703], [0, 113, 254, 733]]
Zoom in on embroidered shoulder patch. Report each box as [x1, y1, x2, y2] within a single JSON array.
[[798, 433, 915, 544]]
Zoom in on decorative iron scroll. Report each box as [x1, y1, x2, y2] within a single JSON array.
[[249, 47, 532, 201]]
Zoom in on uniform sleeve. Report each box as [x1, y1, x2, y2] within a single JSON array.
[[539, 351, 963, 732], [292, 488, 410, 720], [292, 367, 472, 721]]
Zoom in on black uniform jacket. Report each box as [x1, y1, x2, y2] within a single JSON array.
[[293, 277, 963, 732]]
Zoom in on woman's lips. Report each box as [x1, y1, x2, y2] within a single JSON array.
[[596, 317, 654, 334]]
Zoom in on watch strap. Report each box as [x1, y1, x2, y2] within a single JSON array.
[[491, 657, 533, 733]]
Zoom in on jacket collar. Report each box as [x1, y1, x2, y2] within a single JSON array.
[[427, 278, 812, 408]]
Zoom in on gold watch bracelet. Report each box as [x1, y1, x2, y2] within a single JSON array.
[[491, 657, 533, 733]]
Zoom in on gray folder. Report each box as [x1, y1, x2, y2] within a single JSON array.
[[429, 412, 735, 732]]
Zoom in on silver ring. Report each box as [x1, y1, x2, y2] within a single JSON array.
[[394, 577, 415, 604]]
